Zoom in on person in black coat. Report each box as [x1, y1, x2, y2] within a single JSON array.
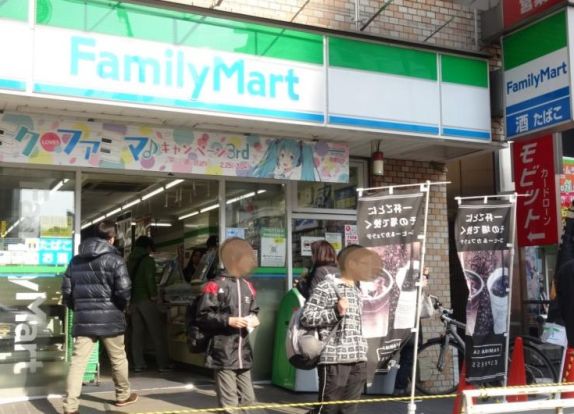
[[61, 221, 137, 414], [196, 238, 260, 413]]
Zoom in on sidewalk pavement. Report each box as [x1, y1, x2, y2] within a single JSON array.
[[0, 369, 456, 414], [2, 370, 573, 414]]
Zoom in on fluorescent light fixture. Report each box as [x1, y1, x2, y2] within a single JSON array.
[[257, 189, 267, 194], [105, 208, 122, 217], [81, 222, 92, 230], [142, 187, 165, 201], [178, 211, 200, 221], [226, 192, 256, 205], [92, 215, 106, 224], [200, 204, 219, 213], [165, 179, 184, 189], [131, 222, 137, 226], [2, 218, 22, 237], [123, 198, 141, 209], [50, 179, 67, 193], [150, 223, 172, 227]]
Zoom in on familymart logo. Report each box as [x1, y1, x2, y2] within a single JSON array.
[[506, 62, 568, 95], [70, 36, 301, 102]]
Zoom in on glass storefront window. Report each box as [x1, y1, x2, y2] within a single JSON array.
[[0, 167, 74, 396], [297, 160, 366, 210], [226, 182, 286, 268], [291, 217, 356, 273]]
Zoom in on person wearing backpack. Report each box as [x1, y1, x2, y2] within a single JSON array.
[[128, 236, 171, 373], [195, 238, 260, 413], [298, 240, 339, 300], [300, 245, 380, 414]]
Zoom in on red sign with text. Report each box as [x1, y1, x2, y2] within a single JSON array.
[[503, 0, 564, 29], [513, 134, 558, 247]]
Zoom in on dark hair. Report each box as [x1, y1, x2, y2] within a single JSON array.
[[206, 235, 219, 249], [135, 235, 155, 251], [311, 240, 337, 267], [95, 220, 117, 241], [337, 244, 364, 272]]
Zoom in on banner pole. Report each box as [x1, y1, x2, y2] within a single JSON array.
[[503, 194, 518, 390], [408, 180, 432, 414]]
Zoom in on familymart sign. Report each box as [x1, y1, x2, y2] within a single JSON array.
[[503, 10, 574, 139], [0, 1, 492, 141]]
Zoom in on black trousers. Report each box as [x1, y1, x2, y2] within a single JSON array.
[[312, 362, 367, 414]]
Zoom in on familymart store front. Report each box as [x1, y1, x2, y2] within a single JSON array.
[[0, 0, 498, 399]]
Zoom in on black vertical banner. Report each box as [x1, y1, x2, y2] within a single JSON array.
[[357, 191, 426, 380], [455, 202, 512, 383]]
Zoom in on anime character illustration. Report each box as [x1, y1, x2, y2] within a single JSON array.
[[250, 139, 318, 181]]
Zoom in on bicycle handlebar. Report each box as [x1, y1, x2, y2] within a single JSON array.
[[429, 295, 466, 330]]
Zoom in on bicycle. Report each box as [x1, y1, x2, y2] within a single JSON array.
[[415, 296, 559, 396]]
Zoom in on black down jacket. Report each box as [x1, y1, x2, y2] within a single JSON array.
[[196, 274, 260, 370], [61, 238, 131, 337]]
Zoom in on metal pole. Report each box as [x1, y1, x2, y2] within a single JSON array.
[[503, 194, 518, 389], [357, 180, 451, 194], [408, 180, 432, 414]]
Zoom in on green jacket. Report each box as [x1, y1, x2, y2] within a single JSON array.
[[127, 246, 157, 303]]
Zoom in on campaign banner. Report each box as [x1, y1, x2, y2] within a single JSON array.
[[357, 191, 426, 377], [0, 112, 349, 183], [455, 202, 513, 383]]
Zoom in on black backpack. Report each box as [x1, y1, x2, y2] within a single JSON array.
[[185, 296, 210, 353]]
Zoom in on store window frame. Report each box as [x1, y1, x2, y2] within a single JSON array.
[[290, 158, 368, 215]]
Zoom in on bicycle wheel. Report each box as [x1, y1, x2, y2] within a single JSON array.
[[512, 342, 559, 386], [416, 337, 464, 395]]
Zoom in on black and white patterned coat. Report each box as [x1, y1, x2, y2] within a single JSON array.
[[300, 279, 367, 365]]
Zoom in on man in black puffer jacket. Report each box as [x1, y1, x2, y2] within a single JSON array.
[[61, 221, 137, 414]]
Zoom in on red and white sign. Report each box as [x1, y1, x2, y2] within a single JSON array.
[[512, 134, 558, 247], [503, 0, 565, 30]]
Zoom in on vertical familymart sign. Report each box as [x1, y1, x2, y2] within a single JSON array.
[[503, 10, 573, 139]]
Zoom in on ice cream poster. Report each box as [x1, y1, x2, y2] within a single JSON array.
[[0, 112, 349, 183], [357, 191, 426, 378], [455, 202, 512, 383]]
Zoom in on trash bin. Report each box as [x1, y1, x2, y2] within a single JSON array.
[[365, 365, 399, 395]]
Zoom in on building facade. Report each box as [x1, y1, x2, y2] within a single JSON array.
[[0, 0, 503, 399]]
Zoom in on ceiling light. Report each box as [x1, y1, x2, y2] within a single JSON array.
[[81, 222, 92, 230], [50, 179, 69, 193], [257, 189, 267, 194], [92, 215, 106, 224], [150, 223, 172, 227], [165, 179, 184, 189], [142, 187, 165, 200], [178, 211, 200, 220], [123, 198, 141, 209], [200, 204, 219, 213], [226, 192, 256, 205], [105, 208, 122, 217]]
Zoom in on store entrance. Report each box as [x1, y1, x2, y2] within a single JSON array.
[[80, 172, 220, 384]]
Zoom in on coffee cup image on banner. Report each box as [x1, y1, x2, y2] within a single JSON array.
[[487, 267, 509, 335], [360, 268, 394, 338], [463, 269, 485, 337]]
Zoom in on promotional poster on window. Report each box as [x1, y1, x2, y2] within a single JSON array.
[[357, 191, 426, 379], [455, 202, 512, 383]]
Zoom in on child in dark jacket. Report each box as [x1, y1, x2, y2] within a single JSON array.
[[301, 245, 381, 414], [196, 238, 260, 413]]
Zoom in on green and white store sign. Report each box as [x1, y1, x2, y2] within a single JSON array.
[[0, 0, 491, 141], [503, 10, 574, 139]]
